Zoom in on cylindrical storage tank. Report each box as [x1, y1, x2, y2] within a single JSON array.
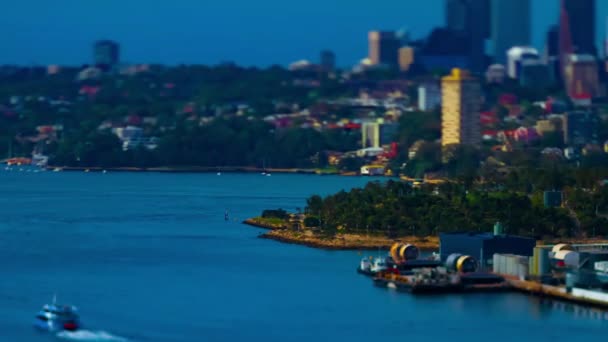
[[554, 250, 580, 267], [552, 243, 574, 254], [390, 243, 403, 264], [446, 253, 463, 272], [529, 257, 535, 277], [509, 256, 517, 275], [493, 254, 500, 273], [517, 262, 529, 279], [398, 244, 419, 261], [456, 255, 477, 273], [538, 248, 550, 275]]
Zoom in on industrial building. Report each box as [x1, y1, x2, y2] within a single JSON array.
[[439, 228, 535, 270]]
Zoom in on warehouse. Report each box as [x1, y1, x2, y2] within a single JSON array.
[[439, 232, 535, 271]]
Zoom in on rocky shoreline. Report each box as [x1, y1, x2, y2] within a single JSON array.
[[243, 218, 439, 251]]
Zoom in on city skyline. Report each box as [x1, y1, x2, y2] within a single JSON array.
[[1, 0, 608, 67]]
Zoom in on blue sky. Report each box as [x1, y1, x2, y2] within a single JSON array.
[[0, 0, 605, 66]]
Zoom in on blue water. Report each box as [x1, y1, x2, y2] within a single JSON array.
[[0, 170, 606, 342]]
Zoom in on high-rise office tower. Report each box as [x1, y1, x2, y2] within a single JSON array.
[[491, 0, 530, 64], [368, 31, 401, 68], [562, 0, 596, 55], [445, 0, 491, 72], [94, 40, 120, 69], [544, 25, 561, 82], [441, 68, 482, 149], [545, 25, 560, 59]]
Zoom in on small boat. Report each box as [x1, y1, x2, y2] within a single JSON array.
[[34, 297, 81, 332], [357, 256, 388, 276]]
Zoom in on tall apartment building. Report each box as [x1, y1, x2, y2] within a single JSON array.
[[441, 68, 482, 149]]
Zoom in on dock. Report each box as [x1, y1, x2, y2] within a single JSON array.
[[508, 277, 608, 309]]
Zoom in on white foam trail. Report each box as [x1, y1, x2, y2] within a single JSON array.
[[56, 330, 129, 342]]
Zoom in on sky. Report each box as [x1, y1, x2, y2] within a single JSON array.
[[0, 0, 607, 67]]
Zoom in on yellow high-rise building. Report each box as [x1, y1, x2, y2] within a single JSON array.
[[441, 68, 482, 149]]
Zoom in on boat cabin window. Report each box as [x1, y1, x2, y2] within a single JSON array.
[[36, 315, 48, 321]]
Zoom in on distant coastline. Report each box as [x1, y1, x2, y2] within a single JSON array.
[[46, 165, 317, 174], [44, 165, 390, 177]]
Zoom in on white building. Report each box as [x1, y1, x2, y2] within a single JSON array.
[[418, 83, 441, 111], [112, 126, 158, 151], [486, 64, 506, 83], [507, 46, 540, 79], [360, 165, 385, 176]]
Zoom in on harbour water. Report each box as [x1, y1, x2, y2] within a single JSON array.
[[0, 170, 605, 342]]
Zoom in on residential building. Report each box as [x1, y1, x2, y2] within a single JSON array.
[[563, 54, 600, 98], [94, 40, 120, 69], [47, 65, 60, 75], [112, 126, 158, 151], [368, 31, 401, 68], [320, 50, 336, 71], [361, 121, 399, 148], [507, 46, 539, 79], [418, 82, 441, 111], [563, 111, 598, 146], [491, 0, 531, 64], [445, 0, 491, 72], [399, 46, 416, 72], [563, 0, 596, 55], [441, 68, 482, 149], [485, 64, 506, 83], [536, 119, 561, 136], [76, 67, 103, 81]]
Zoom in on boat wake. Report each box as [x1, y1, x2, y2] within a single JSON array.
[[56, 330, 129, 342]]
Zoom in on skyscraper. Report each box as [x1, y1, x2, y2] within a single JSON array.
[[545, 25, 560, 59], [445, 0, 490, 72], [368, 31, 401, 68], [562, 0, 596, 55], [491, 0, 530, 64], [441, 68, 482, 149], [94, 40, 120, 69], [545, 25, 561, 81]]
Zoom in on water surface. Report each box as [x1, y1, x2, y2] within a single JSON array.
[[0, 170, 605, 341]]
